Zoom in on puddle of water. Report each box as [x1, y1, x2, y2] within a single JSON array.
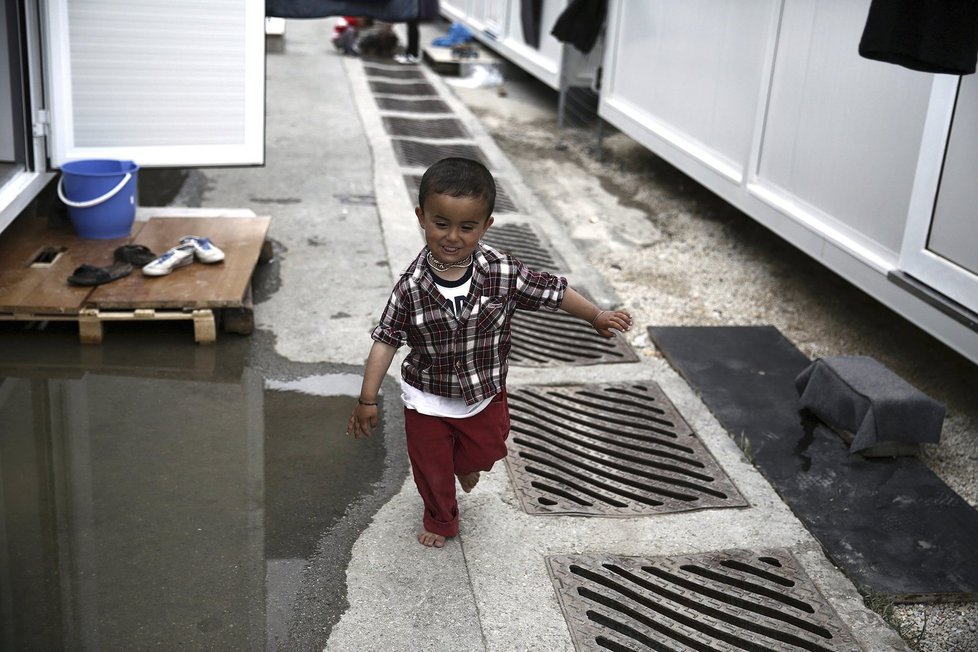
[[0, 330, 385, 651]]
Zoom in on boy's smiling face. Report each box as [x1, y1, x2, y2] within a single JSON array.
[[416, 192, 494, 265]]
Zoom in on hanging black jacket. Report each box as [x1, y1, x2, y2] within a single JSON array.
[[859, 0, 978, 75], [551, 0, 606, 54]]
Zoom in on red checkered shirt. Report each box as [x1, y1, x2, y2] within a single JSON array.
[[372, 243, 567, 405]]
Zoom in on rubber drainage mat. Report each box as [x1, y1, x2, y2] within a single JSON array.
[[382, 116, 470, 139], [505, 383, 745, 515], [547, 549, 860, 652], [509, 308, 637, 366], [404, 175, 519, 214]]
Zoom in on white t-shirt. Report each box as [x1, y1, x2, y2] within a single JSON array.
[[400, 265, 494, 418]]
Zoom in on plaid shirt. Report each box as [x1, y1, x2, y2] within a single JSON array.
[[372, 243, 567, 405]]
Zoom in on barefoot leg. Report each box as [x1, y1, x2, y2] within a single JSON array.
[[418, 529, 448, 548], [456, 471, 480, 493]]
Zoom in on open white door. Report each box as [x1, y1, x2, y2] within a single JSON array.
[[43, 0, 264, 168], [901, 75, 978, 315]]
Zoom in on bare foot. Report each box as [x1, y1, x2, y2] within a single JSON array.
[[418, 530, 447, 548], [456, 471, 480, 493]]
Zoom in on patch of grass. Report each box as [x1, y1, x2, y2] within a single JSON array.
[[737, 431, 753, 463], [863, 591, 928, 651]]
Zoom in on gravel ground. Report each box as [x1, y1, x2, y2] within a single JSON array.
[[450, 61, 978, 652]]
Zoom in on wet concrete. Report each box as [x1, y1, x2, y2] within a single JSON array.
[[0, 321, 407, 651]]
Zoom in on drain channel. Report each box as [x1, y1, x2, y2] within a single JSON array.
[[368, 80, 437, 96], [505, 383, 745, 515], [383, 116, 470, 139], [363, 64, 425, 80], [482, 222, 557, 266], [509, 309, 637, 366], [374, 97, 451, 113], [548, 549, 860, 651], [391, 139, 490, 168], [404, 175, 518, 213]]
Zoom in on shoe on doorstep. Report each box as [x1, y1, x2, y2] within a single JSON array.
[[142, 244, 195, 276], [394, 54, 419, 64], [180, 235, 225, 263]]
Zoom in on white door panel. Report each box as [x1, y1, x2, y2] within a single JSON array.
[[44, 0, 264, 168]]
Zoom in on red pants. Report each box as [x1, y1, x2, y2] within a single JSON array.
[[404, 390, 510, 537]]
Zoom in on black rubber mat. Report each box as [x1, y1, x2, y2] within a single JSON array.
[[649, 325, 978, 602], [548, 549, 860, 651]]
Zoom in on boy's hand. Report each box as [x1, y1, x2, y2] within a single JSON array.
[[591, 309, 632, 338], [347, 404, 378, 438]]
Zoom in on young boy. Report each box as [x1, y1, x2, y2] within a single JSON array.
[[347, 157, 631, 548]]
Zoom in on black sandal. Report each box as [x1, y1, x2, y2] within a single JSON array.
[[67, 262, 134, 286], [113, 244, 157, 266]]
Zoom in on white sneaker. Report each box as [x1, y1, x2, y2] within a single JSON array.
[[180, 235, 225, 263], [394, 54, 419, 64], [142, 244, 195, 276]]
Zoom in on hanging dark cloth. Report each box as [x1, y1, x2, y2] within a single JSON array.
[[266, 0, 421, 21], [418, 0, 439, 21], [550, 0, 606, 54], [521, 0, 543, 49], [859, 0, 978, 75]]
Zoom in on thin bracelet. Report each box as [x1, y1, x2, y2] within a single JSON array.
[[358, 399, 378, 406], [591, 310, 606, 326]]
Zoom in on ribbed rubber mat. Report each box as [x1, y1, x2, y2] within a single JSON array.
[[382, 116, 470, 139], [509, 310, 637, 366], [368, 80, 437, 96], [391, 139, 490, 168], [482, 223, 557, 267], [374, 97, 451, 113], [363, 65, 425, 80], [505, 383, 746, 515], [548, 549, 860, 651], [403, 175, 518, 214]]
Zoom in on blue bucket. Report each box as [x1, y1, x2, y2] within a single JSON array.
[[57, 159, 139, 239]]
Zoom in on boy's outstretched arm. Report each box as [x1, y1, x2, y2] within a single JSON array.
[[347, 341, 397, 438], [559, 287, 632, 338]]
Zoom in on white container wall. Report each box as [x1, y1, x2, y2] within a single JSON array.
[[597, 0, 978, 363], [756, 2, 932, 259], [444, 0, 978, 363], [602, 1, 778, 185], [441, 0, 568, 89]]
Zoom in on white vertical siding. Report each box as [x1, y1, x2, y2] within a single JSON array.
[[45, 0, 264, 166]]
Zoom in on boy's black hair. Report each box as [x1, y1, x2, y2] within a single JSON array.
[[418, 157, 496, 218]]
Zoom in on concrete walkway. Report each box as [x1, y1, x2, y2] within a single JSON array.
[[196, 20, 905, 651]]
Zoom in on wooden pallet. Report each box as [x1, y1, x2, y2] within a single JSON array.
[[0, 213, 269, 344]]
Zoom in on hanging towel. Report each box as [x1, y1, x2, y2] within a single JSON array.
[[551, 0, 606, 54], [859, 0, 978, 75], [266, 0, 420, 21]]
